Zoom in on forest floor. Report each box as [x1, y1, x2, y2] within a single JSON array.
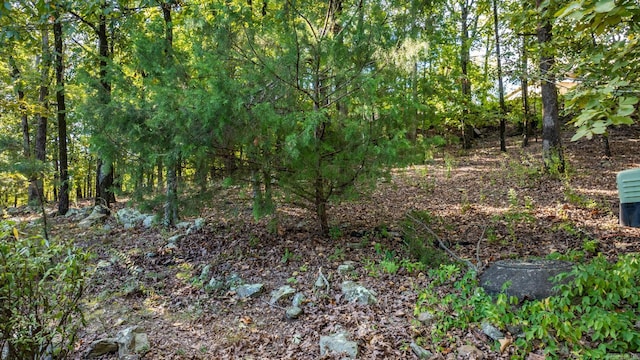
[[19, 126, 640, 359]]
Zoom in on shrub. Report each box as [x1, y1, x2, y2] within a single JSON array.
[[415, 254, 640, 357], [0, 221, 90, 359]]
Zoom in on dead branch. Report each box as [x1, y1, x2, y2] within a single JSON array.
[[407, 212, 478, 273]]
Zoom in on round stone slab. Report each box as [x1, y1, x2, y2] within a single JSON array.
[[479, 259, 574, 301]]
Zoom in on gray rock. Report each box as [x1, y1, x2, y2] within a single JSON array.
[[480, 259, 573, 301], [176, 221, 191, 229], [269, 285, 297, 305], [225, 273, 243, 290], [116, 208, 146, 229], [291, 333, 303, 345], [187, 218, 205, 234], [79, 205, 109, 228], [207, 277, 226, 292], [199, 265, 212, 283], [116, 326, 150, 358], [338, 262, 356, 274], [236, 284, 264, 298], [85, 338, 118, 358], [458, 344, 483, 359], [481, 322, 504, 341], [341, 281, 377, 305], [142, 215, 156, 228], [417, 311, 436, 324], [314, 272, 330, 291], [410, 342, 433, 359], [167, 234, 183, 245], [319, 331, 358, 359], [292, 293, 306, 307], [285, 306, 303, 320]]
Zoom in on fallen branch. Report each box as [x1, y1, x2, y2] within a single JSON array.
[[407, 212, 478, 273]]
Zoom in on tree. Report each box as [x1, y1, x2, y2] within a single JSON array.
[[492, 0, 506, 152], [537, 0, 564, 173], [53, 6, 69, 215], [556, 0, 639, 149]]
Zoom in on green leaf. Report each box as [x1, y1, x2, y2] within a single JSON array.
[[555, 2, 583, 18], [610, 115, 634, 125], [617, 104, 636, 117], [571, 127, 590, 141], [619, 96, 639, 106], [594, 0, 616, 13]]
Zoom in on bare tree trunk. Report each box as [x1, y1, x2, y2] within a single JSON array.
[[536, 0, 564, 173], [162, 1, 179, 227], [460, 0, 473, 149], [493, 0, 506, 152], [32, 27, 51, 206], [521, 36, 532, 147], [54, 14, 69, 215], [95, 3, 116, 206]]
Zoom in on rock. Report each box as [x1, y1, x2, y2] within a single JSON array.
[[142, 215, 156, 228], [269, 285, 296, 305], [187, 218, 205, 234], [236, 284, 264, 298], [225, 273, 243, 290], [199, 265, 212, 283], [291, 333, 303, 345], [314, 271, 330, 291], [285, 306, 303, 320], [292, 293, 306, 307], [116, 208, 146, 229], [480, 259, 573, 301], [85, 338, 118, 358], [116, 326, 150, 358], [410, 342, 433, 359], [319, 330, 358, 359], [79, 205, 109, 228], [207, 277, 226, 292], [458, 344, 483, 359], [176, 221, 191, 229], [167, 234, 183, 245], [481, 322, 504, 341], [417, 311, 436, 324], [338, 262, 356, 274], [341, 281, 377, 305]]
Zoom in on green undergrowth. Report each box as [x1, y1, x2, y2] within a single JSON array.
[[0, 221, 91, 359], [415, 252, 640, 358]]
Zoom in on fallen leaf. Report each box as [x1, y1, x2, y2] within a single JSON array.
[[499, 337, 512, 353]]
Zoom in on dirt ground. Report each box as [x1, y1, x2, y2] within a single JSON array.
[[36, 125, 640, 359]]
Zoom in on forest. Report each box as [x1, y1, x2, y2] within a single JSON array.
[[1, 0, 639, 359]]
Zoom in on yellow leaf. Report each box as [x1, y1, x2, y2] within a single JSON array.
[[499, 337, 513, 353], [12, 228, 19, 240]]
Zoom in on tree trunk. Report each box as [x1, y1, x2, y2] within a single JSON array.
[[95, 4, 116, 206], [32, 27, 51, 206], [521, 35, 531, 147], [460, 0, 474, 149], [54, 15, 69, 215], [9, 57, 30, 160], [162, 2, 179, 227], [536, 1, 564, 173], [493, 0, 506, 152]]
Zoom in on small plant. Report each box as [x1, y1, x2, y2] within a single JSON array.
[[249, 235, 260, 248], [0, 221, 90, 359], [286, 276, 298, 284], [329, 226, 343, 240], [281, 248, 299, 264], [582, 239, 599, 254], [328, 247, 345, 262], [379, 259, 400, 274], [400, 259, 426, 274]]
